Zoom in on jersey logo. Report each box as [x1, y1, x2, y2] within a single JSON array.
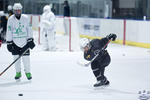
[[86, 55, 91, 59], [13, 22, 26, 38], [14, 22, 24, 35]]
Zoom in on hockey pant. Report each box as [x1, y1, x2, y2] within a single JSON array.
[[14, 55, 31, 73], [91, 55, 110, 81], [42, 29, 56, 51]]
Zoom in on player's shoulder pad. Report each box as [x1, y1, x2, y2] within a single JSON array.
[[90, 39, 100, 45], [21, 14, 29, 19], [8, 14, 14, 20]]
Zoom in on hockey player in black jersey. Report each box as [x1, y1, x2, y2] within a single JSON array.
[[80, 34, 117, 87]]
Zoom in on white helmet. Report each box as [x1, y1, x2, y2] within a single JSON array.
[[13, 3, 22, 10], [0, 11, 4, 16], [80, 38, 90, 50], [43, 5, 50, 13], [8, 5, 12, 11]]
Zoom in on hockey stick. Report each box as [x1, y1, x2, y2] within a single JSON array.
[[77, 40, 111, 67], [0, 48, 29, 76]]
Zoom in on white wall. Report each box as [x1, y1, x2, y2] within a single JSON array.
[[100, 19, 124, 40]]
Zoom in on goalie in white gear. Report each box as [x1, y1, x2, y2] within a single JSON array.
[[6, 3, 35, 80], [40, 5, 56, 51]]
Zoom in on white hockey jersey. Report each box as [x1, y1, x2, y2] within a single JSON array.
[[6, 14, 33, 48]]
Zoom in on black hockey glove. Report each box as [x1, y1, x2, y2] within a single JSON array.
[[7, 41, 15, 53], [107, 33, 117, 41], [19, 38, 35, 55], [27, 38, 35, 49]]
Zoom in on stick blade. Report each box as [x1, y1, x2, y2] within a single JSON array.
[[77, 61, 89, 67]]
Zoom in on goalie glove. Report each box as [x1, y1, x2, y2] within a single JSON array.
[[107, 33, 117, 41], [41, 20, 53, 29]]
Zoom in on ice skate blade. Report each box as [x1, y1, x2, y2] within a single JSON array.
[[94, 84, 110, 90], [15, 79, 21, 82], [27, 79, 32, 83]]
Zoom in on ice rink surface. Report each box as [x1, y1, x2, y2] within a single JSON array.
[[0, 41, 150, 100]]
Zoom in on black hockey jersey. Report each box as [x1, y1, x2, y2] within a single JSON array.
[[84, 37, 109, 61]]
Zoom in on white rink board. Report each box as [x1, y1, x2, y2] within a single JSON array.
[[29, 15, 150, 49]]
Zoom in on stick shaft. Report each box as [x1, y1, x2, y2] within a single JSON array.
[[0, 48, 29, 76]]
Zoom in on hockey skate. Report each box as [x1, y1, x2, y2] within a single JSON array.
[[93, 78, 110, 87], [15, 72, 21, 80], [25, 73, 32, 80]]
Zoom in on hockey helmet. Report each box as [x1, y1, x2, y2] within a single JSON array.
[[13, 3, 22, 10], [0, 11, 4, 16], [8, 5, 13, 11], [13, 3, 22, 18], [43, 5, 51, 13], [80, 38, 90, 51]]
